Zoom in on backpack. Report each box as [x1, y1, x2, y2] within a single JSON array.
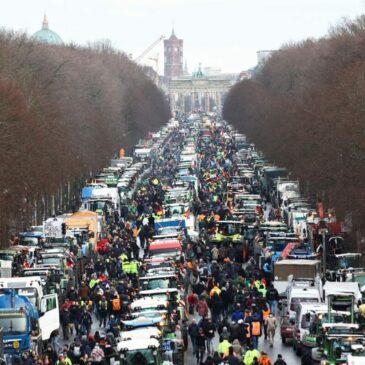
[[112, 298, 121, 311]]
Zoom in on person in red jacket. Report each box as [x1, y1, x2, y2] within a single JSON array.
[[188, 292, 198, 314], [197, 297, 209, 318]]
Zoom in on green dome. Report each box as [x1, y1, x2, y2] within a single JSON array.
[[31, 15, 63, 45]]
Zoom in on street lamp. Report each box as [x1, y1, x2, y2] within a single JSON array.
[[318, 226, 329, 279]]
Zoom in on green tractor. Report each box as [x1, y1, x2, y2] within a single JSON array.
[[112, 338, 173, 365], [314, 323, 365, 365], [209, 220, 248, 262]]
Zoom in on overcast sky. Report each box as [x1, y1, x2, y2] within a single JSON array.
[[1, 0, 365, 73]]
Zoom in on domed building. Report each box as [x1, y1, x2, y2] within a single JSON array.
[[31, 15, 63, 45]]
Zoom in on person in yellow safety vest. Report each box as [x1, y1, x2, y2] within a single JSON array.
[[254, 280, 262, 289], [151, 178, 159, 186], [119, 252, 128, 262], [258, 284, 267, 298], [243, 346, 261, 365], [56, 353, 72, 365], [262, 306, 271, 340], [129, 260, 139, 275], [122, 261, 131, 274], [210, 285, 221, 297], [217, 338, 231, 357], [89, 275, 100, 289]]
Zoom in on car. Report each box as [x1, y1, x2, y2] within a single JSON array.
[[280, 315, 295, 344]]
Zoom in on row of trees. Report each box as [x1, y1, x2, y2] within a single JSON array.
[[0, 32, 170, 243], [223, 16, 365, 239]]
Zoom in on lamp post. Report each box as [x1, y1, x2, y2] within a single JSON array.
[[319, 226, 329, 279]]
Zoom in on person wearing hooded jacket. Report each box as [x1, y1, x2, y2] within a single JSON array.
[[231, 304, 244, 322], [231, 339, 243, 359]]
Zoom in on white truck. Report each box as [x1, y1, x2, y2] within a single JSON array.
[[80, 187, 120, 215], [0, 276, 60, 341]]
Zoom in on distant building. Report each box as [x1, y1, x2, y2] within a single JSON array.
[[32, 15, 63, 45], [164, 28, 183, 79], [256, 50, 275, 65], [168, 63, 238, 113]]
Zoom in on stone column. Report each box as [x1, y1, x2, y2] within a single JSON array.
[[217, 92, 222, 112], [190, 92, 194, 112], [170, 92, 175, 112], [181, 93, 185, 113], [205, 91, 210, 112]]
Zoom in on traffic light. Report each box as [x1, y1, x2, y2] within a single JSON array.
[[61, 223, 66, 235]]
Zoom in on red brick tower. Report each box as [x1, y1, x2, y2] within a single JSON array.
[[164, 28, 183, 80]]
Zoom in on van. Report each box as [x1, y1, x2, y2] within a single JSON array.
[[292, 303, 327, 355], [287, 284, 322, 320]]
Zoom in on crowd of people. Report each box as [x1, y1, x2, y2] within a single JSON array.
[[13, 118, 290, 365]]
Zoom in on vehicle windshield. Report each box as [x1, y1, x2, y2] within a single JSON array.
[[336, 256, 361, 269], [142, 278, 177, 290], [217, 223, 242, 235], [89, 201, 109, 211], [353, 275, 365, 286], [17, 288, 38, 306], [22, 271, 48, 278], [0, 287, 38, 307], [290, 297, 319, 312], [157, 228, 179, 236], [40, 257, 63, 266], [270, 241, 288, 252], [134, 312, 162, 319], [19, 237, 40, 246], [0, 253, 15, 261], [0, 313, 27, 335], [124, 350, 155, 364], [48, 238, 68, 245]]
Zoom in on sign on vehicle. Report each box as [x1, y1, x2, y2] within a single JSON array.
[[43, 219, 62, 238]]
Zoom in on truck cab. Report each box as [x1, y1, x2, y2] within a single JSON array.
[[0, 277, 59, 342], [0, 289, 40, 356], [286, 280, 322, 320]]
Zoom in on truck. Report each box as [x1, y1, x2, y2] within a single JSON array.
[[64, 211, 101, 250], [0, 289, 41, 356], [273, 259, 322, 297], [133, 147, 153, 162], [0, 277, 60, 342], [81, 187, 121, 215], [313, 323, 365, 364]]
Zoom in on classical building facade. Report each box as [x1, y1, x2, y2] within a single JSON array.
[[168, 67, 237, 113], [164, 29, 183, 80]]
